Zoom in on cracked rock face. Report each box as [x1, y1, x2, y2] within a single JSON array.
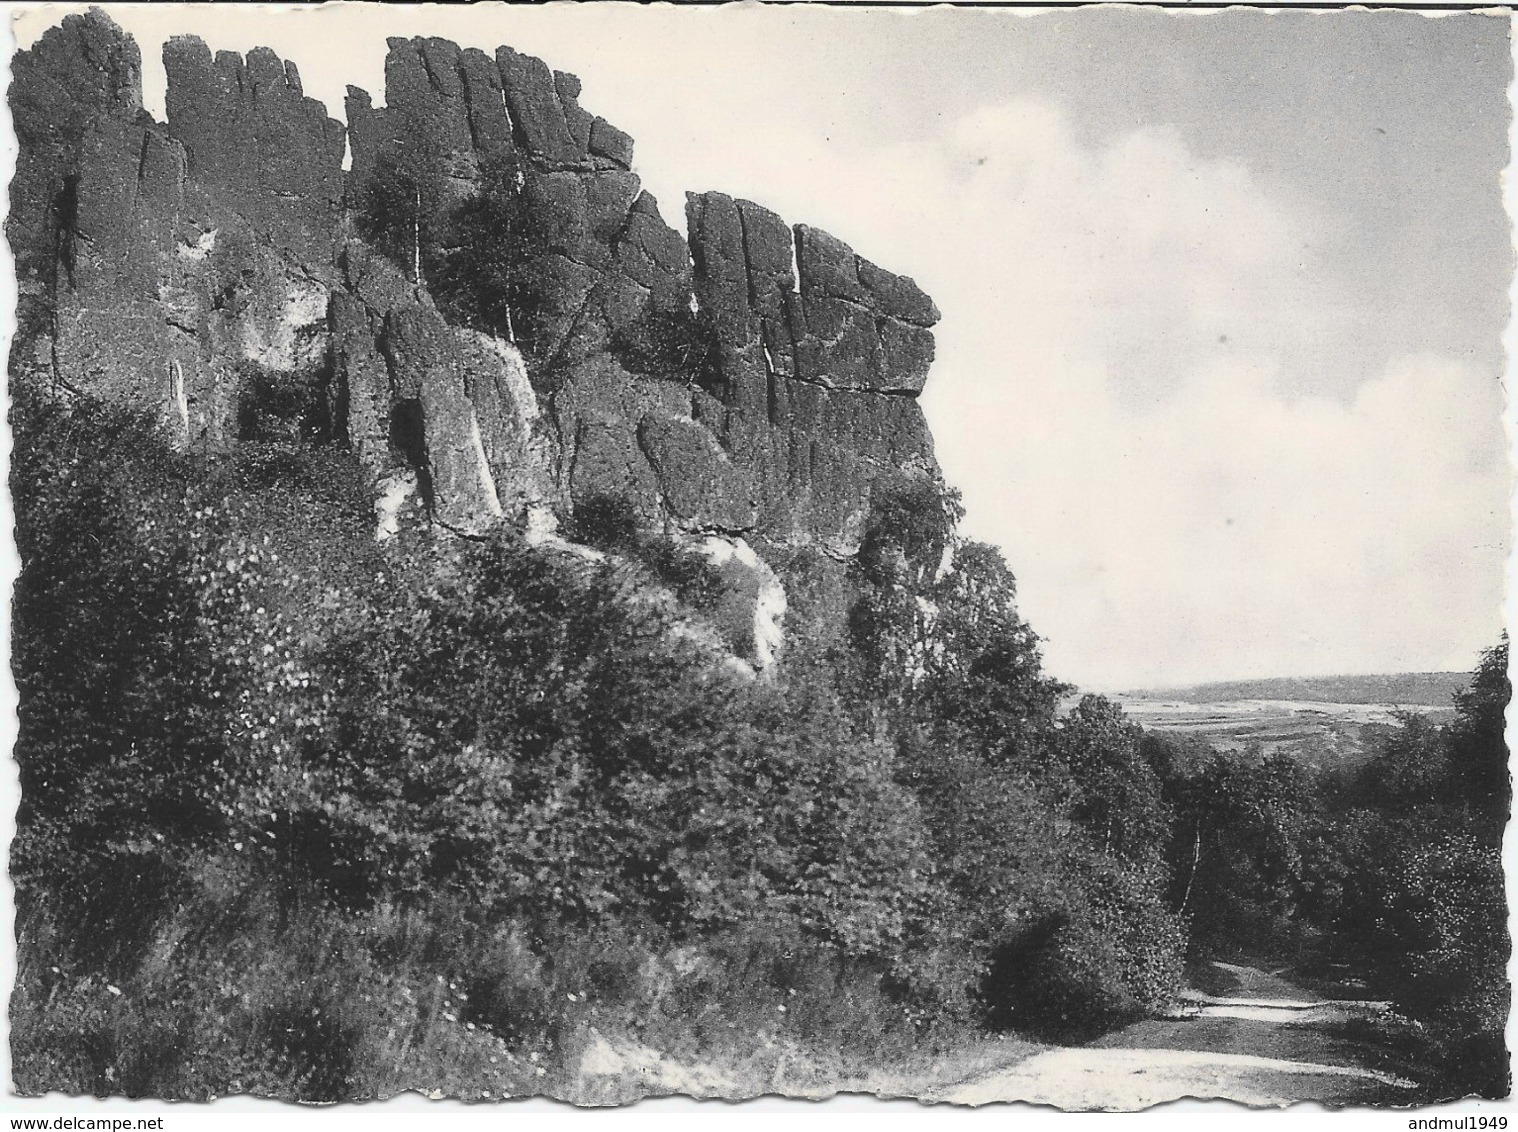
[[11, 9, 948, 664], [163, 36, 345, 268]]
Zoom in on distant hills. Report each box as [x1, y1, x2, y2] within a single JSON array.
[[1120, 672, 1467, 708]]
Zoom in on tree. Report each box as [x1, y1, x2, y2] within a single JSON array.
[[843, 478, 964, 720], [1448, 635, 1510, 828], [354, 149, 437, 284], [1054, 696, 1168, 864], [355, 149, 530, 347], [918, 540, 1067, 766], [1164, 753, 1317, 952], [1356, 709, 1451, 811], [426, 151, 529, 343]]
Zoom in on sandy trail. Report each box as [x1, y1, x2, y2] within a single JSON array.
[[930, 962, 1413, 1110]]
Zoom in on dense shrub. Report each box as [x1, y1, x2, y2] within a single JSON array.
[[235, 359, 332, 444], [12, 388, 957, 1098], [249, 531, 932, 956], [1319, 816, 1509, 1098], [11, 387, 237, 888], [564, 492, 727, 615], [982, 861, 1184, 1039]]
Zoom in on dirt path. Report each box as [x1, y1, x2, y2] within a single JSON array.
[[928, 962, 1414, 1110]]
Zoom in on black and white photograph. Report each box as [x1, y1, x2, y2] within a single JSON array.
[[2, 1, 1512, 1112]]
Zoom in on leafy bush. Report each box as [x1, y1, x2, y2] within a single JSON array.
[[564, 492, 726, 614], [12, 871, 550, 1102], [1327, 822, 1509, 1098], [11, 386, 237, 889], [255, 531, 931, 952], [980, 859, 1184, 1040], [563, 492, 641, 549]]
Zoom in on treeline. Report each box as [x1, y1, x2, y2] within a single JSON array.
[[1144, 642, 1510, 1098], [9, 382, 1508, 1100]]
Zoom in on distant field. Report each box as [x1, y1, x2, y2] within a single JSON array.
[[1119, 672, 1467, 708], [1116, 694, 1457, 768]]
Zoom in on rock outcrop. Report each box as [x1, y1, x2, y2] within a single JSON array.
[[9, 9, 948, 666], [163, 36, 345, 268]]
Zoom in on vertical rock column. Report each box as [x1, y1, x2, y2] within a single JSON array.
[[8, 7, 145, 339], [494, 44, 692, 377], [685, 191, 942, 553], [153, 36, 348, 448], [9, 10, 208, 444], [163, 37, 346, 268], [331, 238, 557, 537]]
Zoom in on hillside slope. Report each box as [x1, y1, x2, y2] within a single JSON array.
[[1121, 672, 1466, 707]]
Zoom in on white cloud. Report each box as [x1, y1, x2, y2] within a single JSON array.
[[1000, 354, 1507, 689], [632, 95, 1509, 689], [904, 106, 1508, 688]]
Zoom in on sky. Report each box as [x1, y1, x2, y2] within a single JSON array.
[[11, 3, 1515, 692]]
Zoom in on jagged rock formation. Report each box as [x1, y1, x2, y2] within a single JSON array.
[[9, 10, 946, 667]]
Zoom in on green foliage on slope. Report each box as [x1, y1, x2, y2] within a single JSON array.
[[1149, 638, 1510, 1100], [15, 382, 1502, 1101], [73, 381, 1518, 1096], [11, 388, 950, 1095]]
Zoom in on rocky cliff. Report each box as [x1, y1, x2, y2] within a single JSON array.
[[9, 10, 946, 668]]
